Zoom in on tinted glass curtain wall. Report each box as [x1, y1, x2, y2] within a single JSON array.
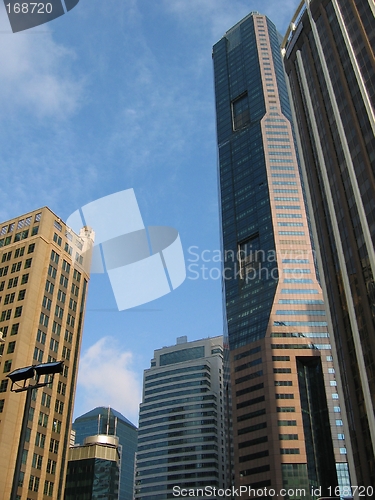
[[213, 11, 350, 496]]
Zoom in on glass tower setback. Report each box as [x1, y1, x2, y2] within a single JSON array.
[[213, 12, 350, 495], [282, 0, 375, 487]]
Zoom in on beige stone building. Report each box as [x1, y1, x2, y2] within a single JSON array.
[[0, 207, 94, 499]]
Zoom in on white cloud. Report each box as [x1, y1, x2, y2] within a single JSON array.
[[0, 2, 84, 119], [75, 337, 142, 426]]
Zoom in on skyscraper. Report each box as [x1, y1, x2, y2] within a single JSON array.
[[281, 0, 375, 487], [135, 336, 226, 499], [0, 207, 93, 499], [72, 406, 138, 500], [213, 12, 350, 496]]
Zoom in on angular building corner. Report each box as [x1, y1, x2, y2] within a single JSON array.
[[0, 207, 94, 499], [282, 0, 375, 487], [213, 11, 351, 496]]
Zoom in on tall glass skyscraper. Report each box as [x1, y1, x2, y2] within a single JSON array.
[[282, 0, 375, 487], [72, 406, 137, 500], [135, 336, 226, 500], [213, 12, 350, 496]]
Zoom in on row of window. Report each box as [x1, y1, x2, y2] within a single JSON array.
[[27, 475, 54, 496], [0, 258, 32, 277], [0, 273, 29, 292], [1, 243, 35, 263], [39, 311, 75, 329], [0, 225, 39, 248], [0, 289, 26, 304], [0, 306, 23, 322]]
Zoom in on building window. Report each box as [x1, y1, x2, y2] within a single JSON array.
[[36, 329, 46, 345], [238, 233, 262, 279], [52, 322, 61, 336], [49, 438, 59, 454], [57, 382, 66, 395], [4, 293, 15, 304], [18, 290, 26, 301], [38, 412, 48, 427], [0, 309, 12, 321], [41, 392, 51, 408], [280, 448, 300, 454], [0, 399, 4, 413], [60, 275, 68, 288], [50, 250, 59, 264], [0, 379, 8, 392], [3, 360, 12, 373], [11, 262, 22, 273], [28, 475, 39, 492], [52, 419, 61, 433], [0, 265, 10, 276], [44, 480, 54, 496], [46, 459, 56, 475], [39, 313, 49, 327], [232, 93, 250, 130], [7, 341, 16, 354], [35, 432, 46, 448], [32, 453, 43, 470], [55, 400, 64, 414], [50, 338, 59, 354], [11, 323, 19, 335]]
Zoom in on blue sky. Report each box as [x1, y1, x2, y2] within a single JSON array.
[[0, 0, 299, 425]]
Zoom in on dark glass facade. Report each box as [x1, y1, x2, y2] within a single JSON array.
[[65, 457, 119, 500], [213, 11, 348, 495], [72, 407, 137, 500], [282, 0, 375, 486]]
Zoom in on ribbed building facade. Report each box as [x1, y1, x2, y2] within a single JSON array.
[[0, 207, 93, 499], [282, 0, 375, 487], [135, 336, 226, 500], [213, 12, 350, 497]]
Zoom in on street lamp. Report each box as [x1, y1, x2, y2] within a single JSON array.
[[7, 360, 64, 500]]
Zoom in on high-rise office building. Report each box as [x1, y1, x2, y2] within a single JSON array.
[[72, 406, 138, 500], [0, 207, 94, 499], [135, 336, 226, 500], [281, 0, 375, 487], [65, 434, 121, 500], [213, 12, 350, 496]]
